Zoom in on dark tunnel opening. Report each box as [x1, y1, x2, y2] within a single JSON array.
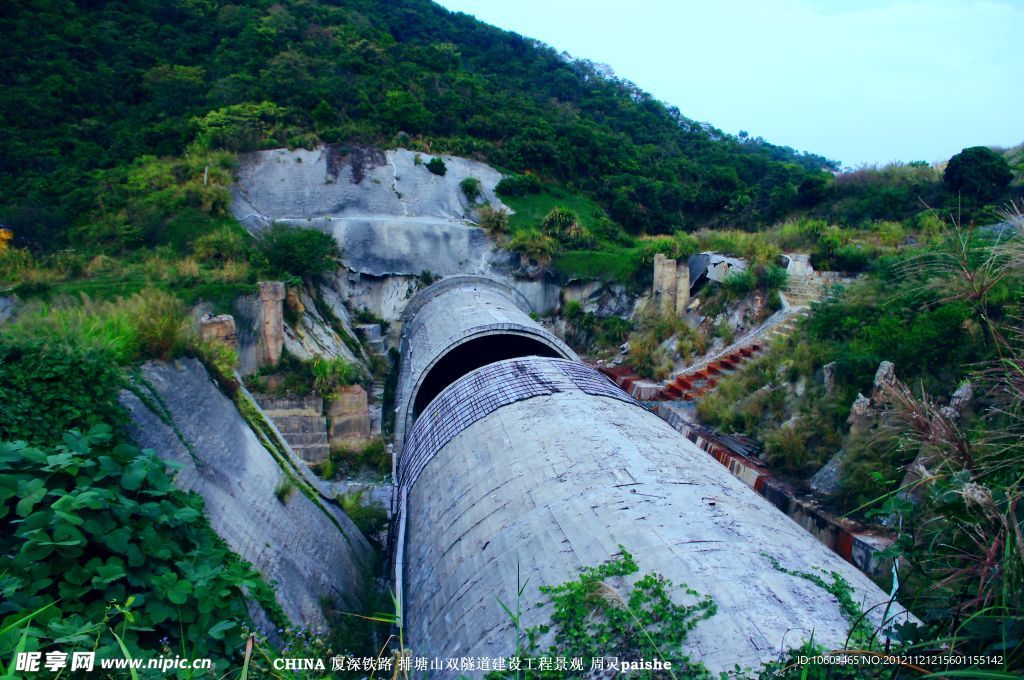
[[412, 334, 562, 419]]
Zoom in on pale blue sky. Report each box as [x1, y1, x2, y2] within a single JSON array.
[[434, 0, 1022, 168]]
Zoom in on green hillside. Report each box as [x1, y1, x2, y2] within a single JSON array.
[[1, 0, 844, 251]]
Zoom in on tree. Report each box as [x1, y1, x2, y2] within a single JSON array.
[[258, 224, 338, 278], [943, 146, 1013, 204]]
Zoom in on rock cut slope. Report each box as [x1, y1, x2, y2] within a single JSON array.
[[232, 146, 513, 277]]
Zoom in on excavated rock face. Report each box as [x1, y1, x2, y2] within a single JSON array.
[[121, 359, 371, 627], [232, 147, 515, 278]]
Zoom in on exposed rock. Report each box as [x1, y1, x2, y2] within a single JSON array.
[[822, 361, 837, 396], [0, 295, 18, 324], [283, 289, 366, 371], [848, 393, 873, 437], [258, 281, 286, 366], [233, 147, 516, 278], [810, 448, 848, 495], [120, 359, 370, 627], [199, 312, 237, 350], [949, 382, 973, 414], [872, 360, 896, 404]]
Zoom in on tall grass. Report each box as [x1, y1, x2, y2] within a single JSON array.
[[6, 288, 189, 363]]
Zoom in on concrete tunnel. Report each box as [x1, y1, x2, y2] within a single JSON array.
[[391, 276, 907, 674]]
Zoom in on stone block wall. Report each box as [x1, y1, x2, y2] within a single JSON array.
[[328, 384, 371, 450]]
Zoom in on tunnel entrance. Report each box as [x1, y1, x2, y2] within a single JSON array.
[[412, 334, 562, 419]]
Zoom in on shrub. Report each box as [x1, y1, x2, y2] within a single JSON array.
[[722, 269, 755, 299], [477, 204, 509, 235], [425, 157, 447, 176], [542, 206, 592, 247], [509, 229, 560, 263], [258, 224, 338, 278], [459, 176, 481, 202], [0, 341, 125, 444], [0, 425, 271, 669], [338, 488, 389, 535], [311, 356, 358, 397], [944, 146, 1013, 203], [495, 173, 542, 196], [194, 101, 286, 152], [192, 226, 247, 262]]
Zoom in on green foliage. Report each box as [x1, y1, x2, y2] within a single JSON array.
[[195, 102, 287, 152], [257, 224, 338, 278], [509, 229, 560, 263], [459, 176, 481, 202], [496, 174, 542, 197], [0, 425, 273, 672], [6, 289, 189, 365], [326, 437, 390, 479], [425, 157, 447, 176], [274, 479, 295, 504], [944, 146, 1014, 204], [521, 547, 716, 678], [477, 204, 510, 236], [192, 225, 248, 263], [311, 356, 358, 397], [562, 302, 631, 353], [0, 341, 125, 446], [337, 489, 388, 536], [542, 207, 592, 247]]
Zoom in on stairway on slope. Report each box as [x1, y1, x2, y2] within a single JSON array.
[[252, 394, 330, 464]]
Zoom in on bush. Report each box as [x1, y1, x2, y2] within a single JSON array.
[[425, 157, 447, 176], [495, 173, 542, 196], [0, 425, 272, 670], [944, 146, 1013, 204], [0, 341, 125, 444], [542, 206, 592, 247], [459, 176, 481, 202], [509, 229, 560, 263], [311, 356, 358, 397], [722, 269, 755, 299], [194, 101, 286, 152], [258, 224, 338, 278], [192, 226, 247, 262], [476, 204, 509, 235]]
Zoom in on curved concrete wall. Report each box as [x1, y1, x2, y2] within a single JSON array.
[[400, 358, 908, 674], [394, 277, 576, 450]]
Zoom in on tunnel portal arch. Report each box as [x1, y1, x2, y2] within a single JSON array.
[[394, 277, 575, 451]]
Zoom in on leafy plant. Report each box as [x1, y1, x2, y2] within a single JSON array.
[[519, 547, 716, 678], [311, 356, 358, 397], [0, 425, 275, 673], [460, 176, 482, 202], [425, 157, 447, 176], [257, 224, 338, 279]]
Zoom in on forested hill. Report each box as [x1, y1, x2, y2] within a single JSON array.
[[1, 0, 836, 249]]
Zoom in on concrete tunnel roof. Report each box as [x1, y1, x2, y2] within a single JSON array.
[[399, 355, 913, 674], [394, 276, 577, 452]]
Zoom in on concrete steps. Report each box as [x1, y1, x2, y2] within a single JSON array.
[[253, 394, 330, 464]]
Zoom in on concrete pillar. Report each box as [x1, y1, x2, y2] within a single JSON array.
[[652, 253, 677, 314], [258, 281, 286, 366], [675, 261, 690, 315], [328, 385, 371, 450]]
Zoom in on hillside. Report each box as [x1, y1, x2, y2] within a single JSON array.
[[1, 0, 841, 252]]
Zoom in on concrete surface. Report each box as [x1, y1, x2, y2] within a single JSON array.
[[121, 359, 371, 628], [401, 358, 911, 675], [393, 277, 576, 452]]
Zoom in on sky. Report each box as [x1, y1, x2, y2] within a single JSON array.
[[433, 0, 1023, 169]]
